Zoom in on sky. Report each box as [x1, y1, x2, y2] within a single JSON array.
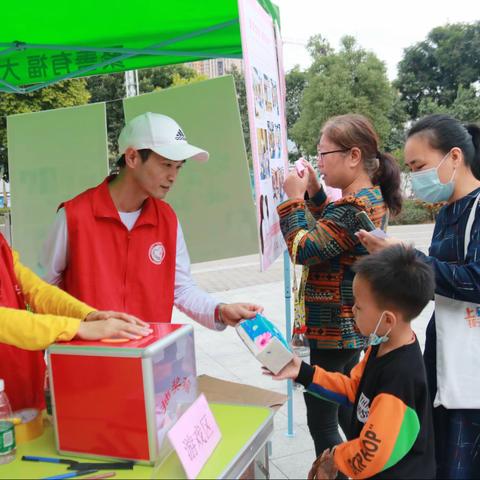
[[274, 0, 477, 80]]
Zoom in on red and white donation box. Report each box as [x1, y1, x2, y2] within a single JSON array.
[[47, 323, 197, 464]]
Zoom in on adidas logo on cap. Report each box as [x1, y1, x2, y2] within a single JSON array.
[[175, 129, 186, 141]]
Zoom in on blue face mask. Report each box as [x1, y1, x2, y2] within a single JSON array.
[[410, 152, 456, 203], [367, 313, 391, 347]]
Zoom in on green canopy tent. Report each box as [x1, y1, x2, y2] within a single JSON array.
[[1, 0, 297, 438], [0, 0, 279, 93]]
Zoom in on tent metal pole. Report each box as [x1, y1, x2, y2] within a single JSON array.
[[12, 19, 241, 94], [283, 249, 295, 437], [0, 78, 25, 94], [0, 43, 242, 59]]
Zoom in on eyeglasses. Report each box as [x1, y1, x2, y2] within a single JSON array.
[[317, 149, 350, 160]]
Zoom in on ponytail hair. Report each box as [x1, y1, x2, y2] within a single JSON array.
[[321, 114, 403, 216], [408, 114, 480, 181], [373, 152, 402, 216], [465, 123, 480, 180]]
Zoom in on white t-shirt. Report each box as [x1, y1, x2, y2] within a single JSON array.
[[39, 208, 224, 331]]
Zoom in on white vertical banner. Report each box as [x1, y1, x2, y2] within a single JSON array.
[[239, 0, 289, 271]]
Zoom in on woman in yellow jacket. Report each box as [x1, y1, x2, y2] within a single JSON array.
[[0, 234, 151, 411]]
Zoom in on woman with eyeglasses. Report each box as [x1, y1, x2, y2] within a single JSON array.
[[357, 114, 480, 479], [277, 114, 402, 461]]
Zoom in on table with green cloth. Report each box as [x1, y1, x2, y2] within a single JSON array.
[[3, 403, 273, 479]]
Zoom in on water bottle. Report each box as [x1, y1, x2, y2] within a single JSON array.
[[291, 322, 310, 390], [291, 321, 310, 358], [0, 379, 16, 464]]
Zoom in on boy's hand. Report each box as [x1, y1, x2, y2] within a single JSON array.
[[77, 318, 152, 341], [262, 355, 302, 380], [308, 449, 338, 479], [85, 310, 149, 327]]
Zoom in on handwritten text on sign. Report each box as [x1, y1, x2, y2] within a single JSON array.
[[167, 394, 221, 479]]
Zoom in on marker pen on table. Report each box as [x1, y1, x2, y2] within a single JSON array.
[[41, 470, 98, 480]]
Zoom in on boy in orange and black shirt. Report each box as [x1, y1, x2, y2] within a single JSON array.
[[268, 245, 435, 479]]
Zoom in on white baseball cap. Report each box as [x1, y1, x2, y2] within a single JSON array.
[[118, 112, 209, 162]]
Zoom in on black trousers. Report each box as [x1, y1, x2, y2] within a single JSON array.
[[304, 348, 361, 456]]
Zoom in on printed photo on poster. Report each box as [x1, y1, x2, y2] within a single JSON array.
[[258, 193, 274, 260], [264, 73, 273, 113], [271, 166, 286, 203], [257, 128, 271, 180], [253, 67, 264, 118]]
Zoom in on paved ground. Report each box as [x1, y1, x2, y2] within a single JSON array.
[[172, 224, 435, 479]]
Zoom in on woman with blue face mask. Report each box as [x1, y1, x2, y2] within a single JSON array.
[[357, 114, 480, 479]]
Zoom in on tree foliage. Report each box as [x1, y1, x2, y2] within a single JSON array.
[[416, 85, 480, 123], [285, 66, 307, 160], [396, 22, 480, 119], [230, 66, 251, 161], [290, 35, 398, 156]]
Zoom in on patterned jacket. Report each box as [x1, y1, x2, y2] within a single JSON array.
[[277, 186, 388, 350]]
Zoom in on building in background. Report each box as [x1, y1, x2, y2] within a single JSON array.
[[185, 58, 243, 78]]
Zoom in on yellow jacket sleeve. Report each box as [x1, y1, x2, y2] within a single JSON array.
[[0, 250, 95, 350], [0, 308, 82, 350]]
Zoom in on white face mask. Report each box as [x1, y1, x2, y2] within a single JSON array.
[[367, 312, 392, 347]]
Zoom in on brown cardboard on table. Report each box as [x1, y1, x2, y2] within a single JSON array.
[[198, 375, 287, 411]]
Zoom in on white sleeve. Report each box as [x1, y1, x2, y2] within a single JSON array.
[[38, 208, 68, 286], [174, 222, 225, 331]]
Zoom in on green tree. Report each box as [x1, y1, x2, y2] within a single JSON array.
[[85, 73, 125, 165], [396, 22, 480, 119], [415, 85, 480, 123], [385, 94, 408, 152], [417, 97, 450, 117], [285, 66, 307, 160], [171, 72, 208, 86], [451, 85, 480, 123], [291, 35, 397, 156], [138, 65, 198, 92], [0, 79, 90, 180], [230, 66, 251, 161]]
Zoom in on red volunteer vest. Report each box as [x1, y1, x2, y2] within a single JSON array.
[[61, 177, 177, 323], [0, 234, 46, 411]]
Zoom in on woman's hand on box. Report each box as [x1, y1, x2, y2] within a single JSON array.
[[77, 318, 152, 341], [85, 310, 149, 327]]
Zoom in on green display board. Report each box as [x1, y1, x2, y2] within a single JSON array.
[[123, 76, 258, 263], [7, 103, 109, 270]]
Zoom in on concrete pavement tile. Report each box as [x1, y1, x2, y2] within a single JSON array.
[[272, 408, 309, 434], [269, 424, 315, 460], [195, 356, 242, 382], [268, 460, 288, 479], [273, 449, 317, 479]]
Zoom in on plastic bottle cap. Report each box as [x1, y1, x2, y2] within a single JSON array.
[[0, 379, 4, 392]]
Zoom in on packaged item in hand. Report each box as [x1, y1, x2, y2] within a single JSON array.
[[236, 313, 293, 374]]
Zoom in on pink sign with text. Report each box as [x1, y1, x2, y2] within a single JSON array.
[[167, 393, 221, 479]]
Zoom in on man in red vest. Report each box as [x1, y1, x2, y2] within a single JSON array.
[[40, 112, 262, 329]]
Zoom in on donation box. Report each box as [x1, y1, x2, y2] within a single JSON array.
[[47, 323, 197, 464]]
